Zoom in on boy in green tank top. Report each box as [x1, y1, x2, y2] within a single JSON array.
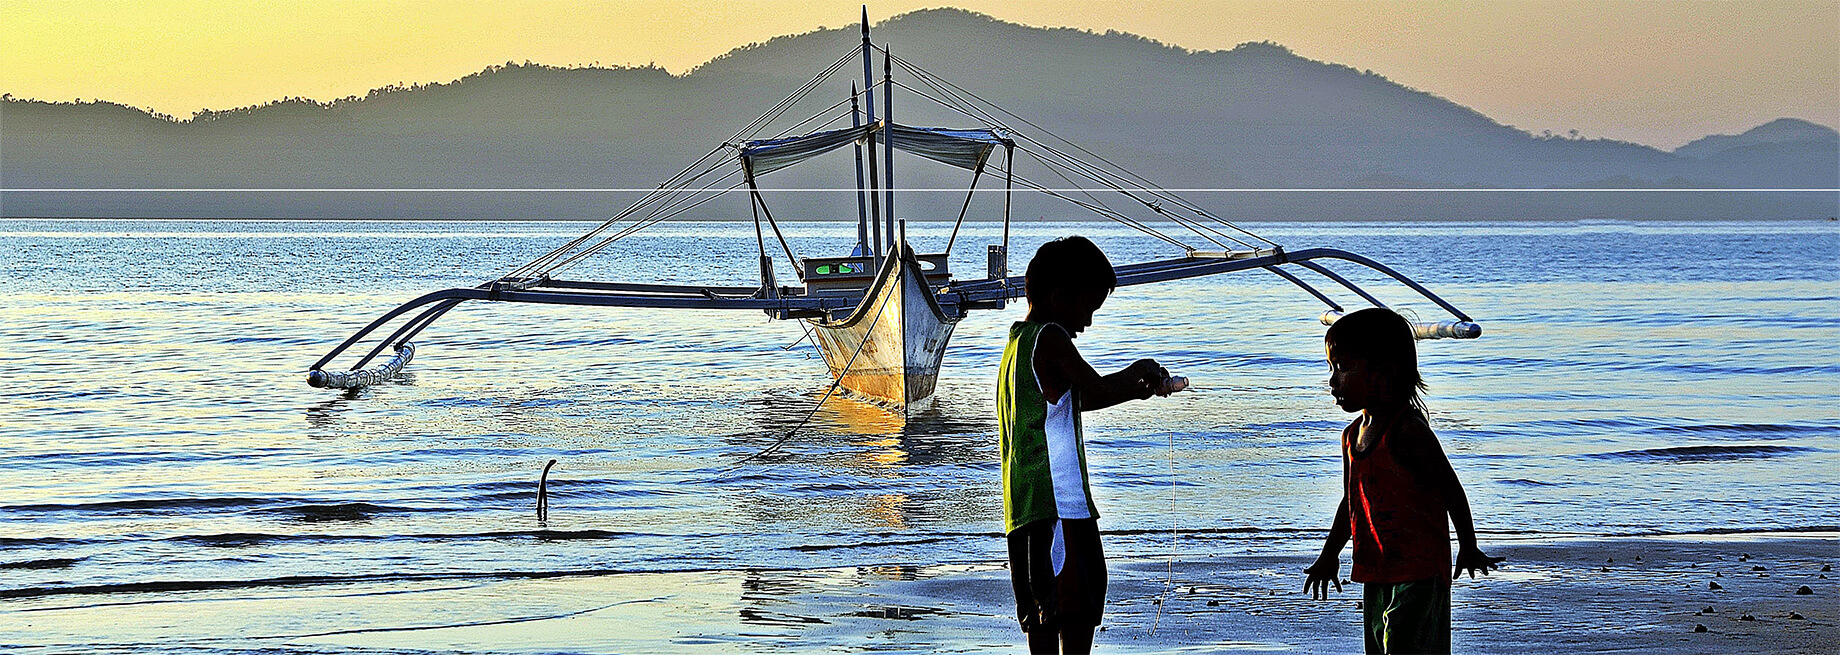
[[999, 236, 1179, 654]]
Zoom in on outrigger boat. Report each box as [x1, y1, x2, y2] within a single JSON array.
[[307, 12, 1481, 412]]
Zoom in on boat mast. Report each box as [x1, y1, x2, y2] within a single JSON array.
[[882, 45, 896, 251], [860, 8, 883, 266], [850, 86, 870, 257]]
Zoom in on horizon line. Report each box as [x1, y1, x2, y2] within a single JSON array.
[[8, 188, 1835, 193]]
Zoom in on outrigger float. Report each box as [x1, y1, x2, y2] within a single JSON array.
[[307, 11, 1481, 412]]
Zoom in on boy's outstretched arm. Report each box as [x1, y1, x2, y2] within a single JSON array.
[[1305, 496, 1350, 599], [1033, 326, 1162, 412], [1393, 418, 1507, 580]]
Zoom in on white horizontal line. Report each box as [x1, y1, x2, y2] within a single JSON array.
[[4, 188, 1834, 193]]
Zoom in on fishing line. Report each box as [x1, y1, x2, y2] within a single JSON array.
[[1149, 425, 1178, 636]]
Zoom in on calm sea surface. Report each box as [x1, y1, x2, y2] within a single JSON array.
[[2, 219, 1836, 610]]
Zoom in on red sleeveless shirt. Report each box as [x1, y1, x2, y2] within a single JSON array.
[[1343, 413, 1450, 584]]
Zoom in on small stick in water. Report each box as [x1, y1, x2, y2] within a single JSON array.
[[537, 459, 558, 523]]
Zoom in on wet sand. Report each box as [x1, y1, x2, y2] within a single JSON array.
[[4, 532, 1833, 653]]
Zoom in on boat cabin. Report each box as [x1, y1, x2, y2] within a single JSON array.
[[802, 254, 951, 296]]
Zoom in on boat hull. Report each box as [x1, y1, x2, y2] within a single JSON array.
[[807, 247, 959, 412]]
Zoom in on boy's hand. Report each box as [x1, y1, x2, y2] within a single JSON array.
[[1453, 545, 1505, 580], [1127, 359, 1166, 381], [1126, 359, 1166, 399], [1303, 556, 1342, 599]]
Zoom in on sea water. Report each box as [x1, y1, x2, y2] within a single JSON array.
[[1, 219, 1835, 619]]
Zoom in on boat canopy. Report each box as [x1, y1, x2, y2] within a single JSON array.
[[739, 122, 1012, 176]]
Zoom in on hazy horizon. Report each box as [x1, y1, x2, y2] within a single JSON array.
[[3, 1, 1836, 151]]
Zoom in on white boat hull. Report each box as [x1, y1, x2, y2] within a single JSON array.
[[807, 247, 959, 412]]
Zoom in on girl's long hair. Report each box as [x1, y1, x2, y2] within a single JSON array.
[[1325, 307, 1428, 414]]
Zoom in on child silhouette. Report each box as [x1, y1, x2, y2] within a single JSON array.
[[999, 236, 1176, 654], [1304, 307, 1504, 654]]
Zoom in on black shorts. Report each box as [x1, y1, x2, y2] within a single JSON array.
[[1007, 517, 1106, 631]]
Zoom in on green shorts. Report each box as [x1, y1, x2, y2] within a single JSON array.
[[1363, 576, 1450, 654]]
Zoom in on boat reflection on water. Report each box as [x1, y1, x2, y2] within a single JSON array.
[[730, 389, 996, 532]]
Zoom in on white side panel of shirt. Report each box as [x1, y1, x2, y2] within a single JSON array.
[[1035, 323, 1091, 520]]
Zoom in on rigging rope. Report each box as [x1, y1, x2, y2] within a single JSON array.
[[732, 46, 863, 142], [719, 260, 896, 473], [509, 143, 735, 279], [513, 42, 1289, 284], [884, 50, 1279, 248], [884, 71, 1248, 251]]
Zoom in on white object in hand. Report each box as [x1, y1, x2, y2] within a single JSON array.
[[1157, 375, 1189, 395]]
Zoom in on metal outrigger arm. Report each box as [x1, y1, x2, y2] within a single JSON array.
[[305, 247, 1479, 390], [952, 246, 1482, 340]]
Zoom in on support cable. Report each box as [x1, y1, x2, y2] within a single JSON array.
[[886, 71, 1249, 251], [1008, 151, 1192, 250], [885, 50, 1278, 248], [731, 46, 864, 143]]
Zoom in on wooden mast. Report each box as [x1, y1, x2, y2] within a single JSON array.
[[860, 8, 882, 266], [850, 87, 870, 256], [882, 45, 895, 253]]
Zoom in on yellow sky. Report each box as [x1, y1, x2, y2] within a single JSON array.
[[2, 0, 1835, 149]]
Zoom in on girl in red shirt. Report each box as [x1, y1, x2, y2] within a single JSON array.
[[1304, 308, 1504, 654]]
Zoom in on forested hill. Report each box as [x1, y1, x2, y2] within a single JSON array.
[[3, 8, 1833, 219]]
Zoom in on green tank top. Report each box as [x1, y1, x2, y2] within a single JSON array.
[[999, 321, 1099, 533]]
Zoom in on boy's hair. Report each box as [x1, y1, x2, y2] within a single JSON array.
[[1024, 236, 1116, 303], [1325, 307, 1427, 412]]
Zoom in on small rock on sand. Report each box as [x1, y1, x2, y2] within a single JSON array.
[[1795, 585, 1813, 595], [1740, 614, 1756, 621], [1710, 581, 1723, 590], [1788, 612, 1805, 619], [1206, 600, 1220, 607], [1694, 624, 1708, 632], [1752, 565, 1767, 571], [1823, 564, 1832, 572]]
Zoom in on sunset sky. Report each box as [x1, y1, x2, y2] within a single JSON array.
[[2, 0, 1834, 150]]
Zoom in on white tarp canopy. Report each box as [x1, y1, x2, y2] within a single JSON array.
[[739, 122, 1011, 177]]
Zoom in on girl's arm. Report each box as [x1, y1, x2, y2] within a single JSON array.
[[1304, 496, 1350, 599], [1033, 326, 1160, 411], [1393, 416, 1506, 579]]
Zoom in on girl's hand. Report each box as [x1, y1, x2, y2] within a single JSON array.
[[1303, 556, 1342, 599], [1453, 545, 1505, 580]]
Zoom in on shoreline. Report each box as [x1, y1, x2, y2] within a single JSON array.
[[6, 532, 1832, 653]]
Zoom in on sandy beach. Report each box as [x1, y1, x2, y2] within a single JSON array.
[[5, 532, 1832, 653]]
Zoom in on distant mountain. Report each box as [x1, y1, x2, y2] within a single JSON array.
[[1673, 118, 1838, 159], [2, 8, 1834, 219]]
